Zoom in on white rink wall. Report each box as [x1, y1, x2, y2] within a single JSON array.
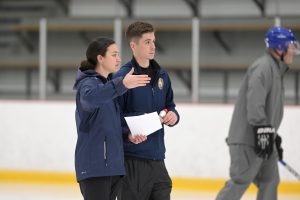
[[0, 101, 299, 181]]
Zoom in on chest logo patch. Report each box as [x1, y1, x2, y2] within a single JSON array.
[[158, 78, 164, 90]]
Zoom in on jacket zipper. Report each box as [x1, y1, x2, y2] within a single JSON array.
[[104, 137, 107, 166], [151, 70, 160, 109], [151, 73, 159, 160]]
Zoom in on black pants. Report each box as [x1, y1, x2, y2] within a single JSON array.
[[120, 158, 172, 200], [79, 176, 122, 200]]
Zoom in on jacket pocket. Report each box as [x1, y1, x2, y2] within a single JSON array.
[[229, 145, 250, 180]]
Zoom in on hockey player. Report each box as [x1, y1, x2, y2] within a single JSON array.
[[215, 27, 299, 200]]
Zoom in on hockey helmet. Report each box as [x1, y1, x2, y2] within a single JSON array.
[[265, 26, 300, 54]]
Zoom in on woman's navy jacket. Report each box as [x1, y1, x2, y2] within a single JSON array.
[[73, 69, 127, 181]]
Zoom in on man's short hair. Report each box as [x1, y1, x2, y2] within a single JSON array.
[[125, 21, 154, 44]]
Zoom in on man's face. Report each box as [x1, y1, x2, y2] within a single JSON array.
[[131, 32, 156, 60], [284, 43, 298, 65]]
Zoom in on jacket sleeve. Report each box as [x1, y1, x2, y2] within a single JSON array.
[[165, 74, 180, 126], [246, 65, 272, 126], [80, 77, 127, 111]]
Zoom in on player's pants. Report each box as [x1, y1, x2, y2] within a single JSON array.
[[119, 158, 172, 200], [79, 176, 122, 200], [215, 144, 279, 200]]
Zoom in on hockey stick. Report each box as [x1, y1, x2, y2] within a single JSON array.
[[279, 160, 300, 181]]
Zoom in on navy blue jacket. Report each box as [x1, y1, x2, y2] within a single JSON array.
[[113, 59, 180, 160], [73, 68, 127, 182]]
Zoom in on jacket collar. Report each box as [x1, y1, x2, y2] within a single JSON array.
[[266, 51, 289, 76], [130, 57, 161, 73], [73, 68, 108, 90]]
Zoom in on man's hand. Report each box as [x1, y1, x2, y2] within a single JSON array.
[[253, 125, 275, 159], [275, 134, 284, 161], [162, 111, 177, 126], [128, 133, 147, 144]]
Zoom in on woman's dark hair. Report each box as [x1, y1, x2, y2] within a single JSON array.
[[80, 37, 115, 71]]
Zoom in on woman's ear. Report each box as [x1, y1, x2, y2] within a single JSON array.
[[97, 54, 103, 64]]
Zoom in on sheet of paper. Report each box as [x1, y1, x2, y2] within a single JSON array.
[[124, 112, 162, 136]]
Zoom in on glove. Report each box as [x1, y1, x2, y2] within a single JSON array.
[[253, 125, 275, 159], [275, 134, 283, 161]]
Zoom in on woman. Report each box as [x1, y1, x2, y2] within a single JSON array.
[[73, 37, 150, 200]]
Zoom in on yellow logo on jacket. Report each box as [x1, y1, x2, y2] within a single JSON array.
[[158, 78, 164, 90]]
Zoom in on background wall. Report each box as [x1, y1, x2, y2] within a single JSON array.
[[70, 0, 300, 17], [1, 0, 300, 103], [0, 101, 299, 182]]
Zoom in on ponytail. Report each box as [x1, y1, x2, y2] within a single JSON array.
[[79, 37, 115, 71]]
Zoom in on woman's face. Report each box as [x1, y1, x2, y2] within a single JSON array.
[[98, 43, 121, 75]]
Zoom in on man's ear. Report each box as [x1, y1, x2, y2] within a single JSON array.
[[274, 49, 284, 56], [129, 41, 136, 51]]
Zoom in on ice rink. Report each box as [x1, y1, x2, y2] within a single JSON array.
[[1, 102, 300, 199], [1, 1, 300, 200], [1, 183, 300, 200]]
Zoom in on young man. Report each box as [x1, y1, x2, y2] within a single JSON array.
[[215, 27, 299, 200], [113, 21, 180, 200]]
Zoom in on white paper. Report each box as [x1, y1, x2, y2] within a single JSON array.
[[124, 112, 163, 136]]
